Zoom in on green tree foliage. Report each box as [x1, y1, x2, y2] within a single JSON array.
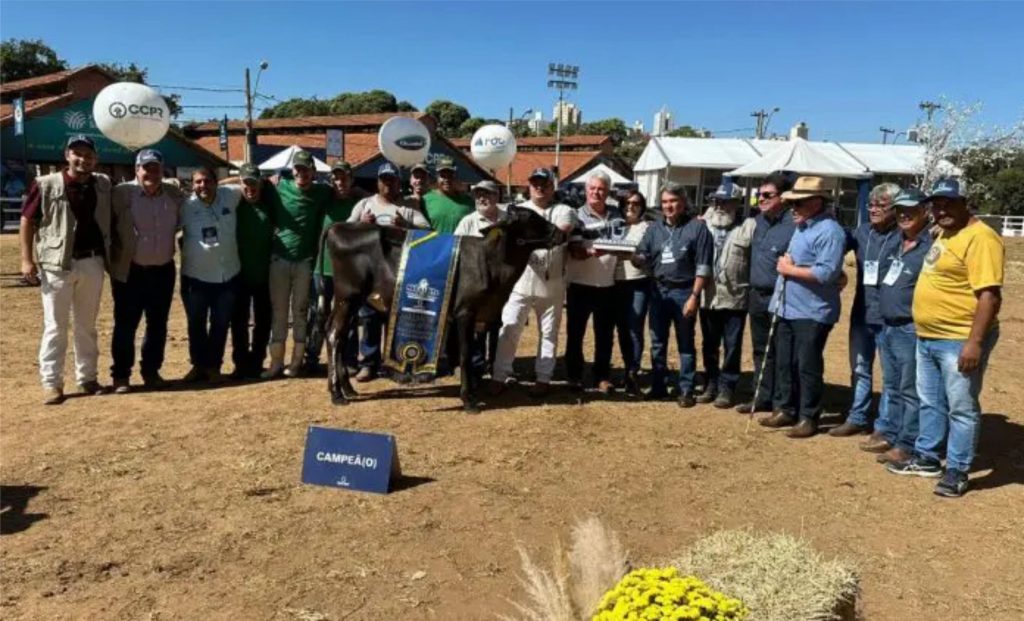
[[578, 118, 629, 144], [960, 149, 1024, 215], [397, 100, 418, 112], [425, 100, 471, 137], [260, 90, 420, 119], [667, 125, 704, 138], [0, 38, 67, 82], [98, 62, 182, 117]]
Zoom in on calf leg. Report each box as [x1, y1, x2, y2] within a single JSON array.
[[327, 298, 357, 405], [457, 312, 480, 413]]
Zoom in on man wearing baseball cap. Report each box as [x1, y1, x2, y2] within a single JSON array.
[[422, 156, 474, 233], [759, 176, 846, 438], [20, 134, 112, 404], [407, 162, 433, 205], [698, 183, 756, 408], [264, 149, 333, 379], [108, 148, 183, 393], [346, 161, 429, 381], [491, 167, 577, 398], [887, 178, 1004, 498]]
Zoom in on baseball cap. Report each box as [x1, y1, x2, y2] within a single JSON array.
[[331, 160, 352, 174], [528, 167, 553, 182], [410, 162, 430, 175], [892, 188, 926, 209], [377, 161, 399, 178], [135, 149, 163, 166], [710, 183, 743, 202], [471, 180, 500, 195], [292, 149, 314, 170], [65, 134, 95, 150], [435, 156, 456, 172], [239, 163, 260, 182], [926, 178, 964, 201]]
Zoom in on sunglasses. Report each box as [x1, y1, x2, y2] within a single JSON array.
[[758, 192, 778, 201]]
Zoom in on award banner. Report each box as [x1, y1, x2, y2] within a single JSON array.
[[383, 230, 461, 382]]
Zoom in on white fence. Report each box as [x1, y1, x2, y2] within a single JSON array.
[[1, 197, 22, 232], [998, 215, 1024, 237]]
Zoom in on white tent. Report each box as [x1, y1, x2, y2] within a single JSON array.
[[568, 162, 632, 186], [258, 145, 331, 173], [727, 137, 871, 179]]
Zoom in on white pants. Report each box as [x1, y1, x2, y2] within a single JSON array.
[[493, 287, 566, 384], [38, 256, 105, 388], [269, 256, 312, 345]]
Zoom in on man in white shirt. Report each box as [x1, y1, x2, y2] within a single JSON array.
[[491, 168, 577, 398], [565, 172, 622, 394]]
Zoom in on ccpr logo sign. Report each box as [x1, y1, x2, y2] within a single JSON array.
[[395, 135, 427, 151], [109, 101, 164, 120]]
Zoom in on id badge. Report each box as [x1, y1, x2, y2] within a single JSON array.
[[660, 246, 675, 264], [863, 260, 879, 286], [201, 226, 220, 247], [882, 259, 903, 286]]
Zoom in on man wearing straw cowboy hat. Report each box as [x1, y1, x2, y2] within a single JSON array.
[[759, 176, 846, 438]]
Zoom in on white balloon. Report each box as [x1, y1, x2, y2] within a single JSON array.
[[470, 124, 517, 170], [92, 82, 170, 149], [377, 116, 431, 167]]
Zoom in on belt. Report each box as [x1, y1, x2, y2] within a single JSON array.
[[884, 318, 914, 327], [72, 248, 103, 260]]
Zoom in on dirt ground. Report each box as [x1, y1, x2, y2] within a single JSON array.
[[1, 235, 1022, 621]]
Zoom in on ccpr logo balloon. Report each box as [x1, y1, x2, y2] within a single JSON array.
[[470, 124, 517, 170], [92, 82, 171, 149], [378, 116, 431, 167]]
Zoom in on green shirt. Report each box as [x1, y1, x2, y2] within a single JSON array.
[[318, 195, 360, 276], [272, 178, 333, 261], [235, 184, 278, 285], [423, 190, 474, 234]]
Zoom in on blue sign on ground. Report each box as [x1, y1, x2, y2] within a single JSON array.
[[301, 426, 401, 494]]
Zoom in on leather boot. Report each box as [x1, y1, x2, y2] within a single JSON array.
[[829, 420, 871, 437], [261, 343, 286, 379], [759, 411, 797, 428], [860, 431, 892, 453], [284, 342, 306, 377], [786, 418, 818, 439]]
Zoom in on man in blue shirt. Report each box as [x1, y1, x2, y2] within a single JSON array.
[[831, 184, 900, 448], [874, 189, 932, 466], [759, 176, 846, 438], [632, 183, 713, 407], [737, 172, 795, 414], [179, 167, 242, 383]]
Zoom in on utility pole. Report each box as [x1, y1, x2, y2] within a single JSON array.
[[879, 127, 895, 144], [547, 63, 579, 180], [919, 100, 942, 123], [750, 106, 780, 139], [244, 61, 269, 164]]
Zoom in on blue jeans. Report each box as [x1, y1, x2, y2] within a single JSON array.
[[614, 278, 650, 374], [359, 304, 385, 371], [181, 275, 237, 371], [880, 322, 919, 451], [648, 284, 696, 395], [847, 320, 890, 430], [699, 308, 746, 393], [914, 329, 999, 472]]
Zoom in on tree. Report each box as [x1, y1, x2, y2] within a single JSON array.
[[578, 118, 629, 144], [261, 89, 411, 118], [0, 38, 67, 82], [457, 117, 488, 138], [397, 100, 418, 112], [667, 125, 703, 138], [425, 100, 471, 137], [98, 62, 182, 118]]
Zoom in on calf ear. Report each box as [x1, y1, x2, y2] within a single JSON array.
[[482, 225, 503, 241]]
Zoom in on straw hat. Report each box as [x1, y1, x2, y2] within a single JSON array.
[[781, 176, 833, 202]]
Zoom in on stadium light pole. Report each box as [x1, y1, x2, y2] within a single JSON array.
[[547, 63, 579, 181]]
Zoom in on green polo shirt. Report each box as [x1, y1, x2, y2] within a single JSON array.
[[318, 195, 360, 276], [423, 189, 474, 234], [272, 178, 333, 261], [235, 183, 279, 285]]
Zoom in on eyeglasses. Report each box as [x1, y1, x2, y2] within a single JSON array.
[[758, 192, 778, 201], [626, 200, 643, 206]]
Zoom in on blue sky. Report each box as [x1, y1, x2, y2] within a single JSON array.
[[3, 1, 1022, 142]]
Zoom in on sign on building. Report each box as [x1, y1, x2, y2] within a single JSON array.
[[326, 129, 344, 159]]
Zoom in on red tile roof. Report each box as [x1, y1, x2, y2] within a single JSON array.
[[187, 112, 431, 133], [194, 132, 383, 167], [484, 150, 604, 188], [0, 93, 74, 127], [0, 65, 114, 95]]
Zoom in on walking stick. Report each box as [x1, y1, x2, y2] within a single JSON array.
[[746, 277, 786, 433]]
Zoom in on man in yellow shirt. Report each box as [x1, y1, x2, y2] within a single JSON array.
[[886, 179, 1003, 498]]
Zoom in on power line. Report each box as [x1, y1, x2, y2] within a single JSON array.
[[150, 83, 245, 93]]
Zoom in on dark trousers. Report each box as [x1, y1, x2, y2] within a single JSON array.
[[110, 261, 175, 380], [230, 278, 272, 373], [471, 322, 500, 377], [747, 288, 776, 408], [181, 274, 237, 371], [359, 304, 385, 371], [614, 278, 650, 374], [565, 283, 617, 384], [305, 273, 357, 368], [648, 284, 697, 395], [699, 308, 747, 393], [774, 318, 833, 421]]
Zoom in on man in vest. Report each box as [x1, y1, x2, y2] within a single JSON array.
[[19, 135, 111, 404]]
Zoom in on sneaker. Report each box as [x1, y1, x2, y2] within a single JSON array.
[[623, 373, 640, 397], [886, 457, 943, 478], [695, 389, 717, 404], [677, 393, 697, 408], [77, 380, 105, 396], [112, 378, 131, 394], [355, 367, 377, 383], [42, 387, 65, 405], [142, 373, 169, 390], [934, 469, 969, 498]]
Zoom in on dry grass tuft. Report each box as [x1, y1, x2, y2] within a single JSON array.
[[673, 529, 859, 621], [499, 542, 575, 621], [568, 516, 629, 617]]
